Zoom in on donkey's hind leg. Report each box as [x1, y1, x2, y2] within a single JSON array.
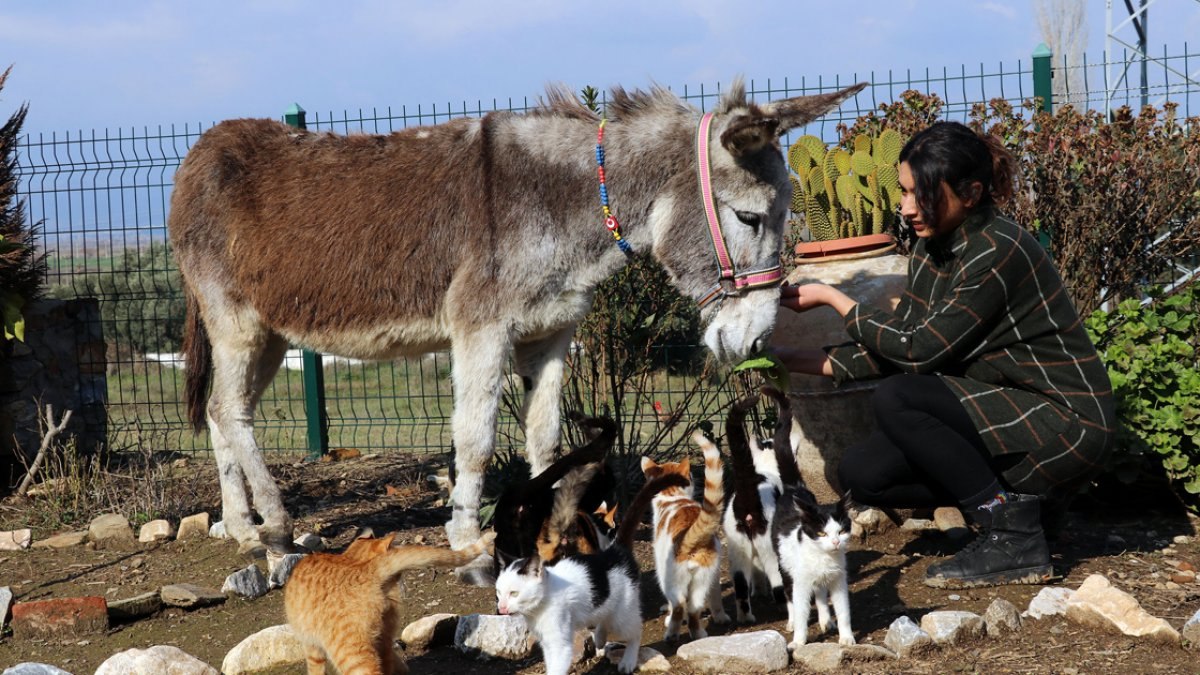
[[208, 325, 293, 555], [513, 326, 576, 475], [446, 327, 512, 585]]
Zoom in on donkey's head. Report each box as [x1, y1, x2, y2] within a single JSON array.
[[649, 80, 867, 363]]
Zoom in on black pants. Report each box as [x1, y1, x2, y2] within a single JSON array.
[[837, 374, 1004, 509]]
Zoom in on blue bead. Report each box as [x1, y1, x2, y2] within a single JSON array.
[[618, 239, 632, 254]]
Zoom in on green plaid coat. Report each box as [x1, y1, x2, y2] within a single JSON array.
[[825, 207, 1116, 496]]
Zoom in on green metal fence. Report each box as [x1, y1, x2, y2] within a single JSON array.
[[17, 44, 1200, 457]]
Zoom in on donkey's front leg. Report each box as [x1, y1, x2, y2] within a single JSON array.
[[514, 327, 576, 474], [447, 328, 511, 586]]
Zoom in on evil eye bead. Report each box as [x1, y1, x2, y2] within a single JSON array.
[[604, 215, 619, 231]]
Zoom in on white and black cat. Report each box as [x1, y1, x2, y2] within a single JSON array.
[[495, 471, 690, 675], [723, 393, 786, 623], [766, 387, 856, 648]]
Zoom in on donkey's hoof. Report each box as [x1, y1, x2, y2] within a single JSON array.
[[257, 527, 299, 555], [237, 541, 267, 559]]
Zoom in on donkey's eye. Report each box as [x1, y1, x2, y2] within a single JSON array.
[[735, 211, 763, 230]]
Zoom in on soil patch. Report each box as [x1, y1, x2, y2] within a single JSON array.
[[1, 453, 1198, 674]]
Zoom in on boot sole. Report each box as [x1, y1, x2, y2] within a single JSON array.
[[924, 564, 1055, 589]]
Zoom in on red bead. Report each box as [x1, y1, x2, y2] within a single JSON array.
[[597, 167, 605, 182], [605, 216, 619, 231]]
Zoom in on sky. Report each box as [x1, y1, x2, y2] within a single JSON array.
[[1, 1, 1199, 136]]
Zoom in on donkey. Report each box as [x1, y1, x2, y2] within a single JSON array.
[[168, 78, 864, 583]]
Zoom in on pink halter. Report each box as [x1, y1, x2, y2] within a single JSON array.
[[695, 112, 784, 309]]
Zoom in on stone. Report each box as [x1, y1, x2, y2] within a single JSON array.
[[1182, 607, 1200, 644], [160, 583, 226, 609], [222, 565, 270, 600], [675, 630, 790, 673], [95, 645, 218, 674], [107, 591, 163, 621], [1024, 586, 1075, 619], [9, 596, 108, 639], [294, 533, 324, 551], [2, 664, 75, 675], [31, 531, 88, 549], [920, 610, 985, 645], [934, 506, 970, 538], [605, 645, 670, 672], [884, 615, 934, 657], [792, 643, 895, 672], [400, 613, 459, 651], [176, 512, 211, 539], [852, 508, 893, 535], [454, 614, 536, 660], [208, 521, 228, 539], [221, 624, 306, 675], [901, 518, 937, 531], [1065, 574, 1181, 644], [0, 528, 32, 550], [268, 553, 307, 589], [88, 513, 135, 547], [983, 598, 1023, 637], [0, 586, 12, 628], [138, 520, 175, 543]]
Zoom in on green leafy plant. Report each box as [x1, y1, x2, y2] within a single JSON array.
[[1086, 285, 1200, 497]]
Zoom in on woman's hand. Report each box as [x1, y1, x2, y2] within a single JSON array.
[[781, 283, 858, 316]]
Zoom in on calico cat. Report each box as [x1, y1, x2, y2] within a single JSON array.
[[765, 387, 856, 648], [285, 531, 495, 675], [492, 416, 616, 580], [495, 471, 690, 675], [723, 393, 787, 623], [641, 431, 732, 640]]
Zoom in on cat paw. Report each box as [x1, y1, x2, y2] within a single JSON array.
[[787, 640, 807, 653], [818, 620, 832, 633], [691, 627, 708, 639], [839, 634, 857, 646], [710, 611, 732, 625], [736, 611, 757, 624]]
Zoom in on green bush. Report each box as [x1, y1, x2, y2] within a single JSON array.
[[1086, 285, 1200, 496]]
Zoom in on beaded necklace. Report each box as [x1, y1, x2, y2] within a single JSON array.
[[595, 119, 633, 256]]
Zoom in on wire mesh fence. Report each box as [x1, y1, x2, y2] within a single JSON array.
[[16, 44, 1200, 457]]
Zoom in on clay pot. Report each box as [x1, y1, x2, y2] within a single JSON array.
[[770, 240, 907, 502]]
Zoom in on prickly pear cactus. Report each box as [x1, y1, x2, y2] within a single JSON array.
[[787, 128, 907, 241]]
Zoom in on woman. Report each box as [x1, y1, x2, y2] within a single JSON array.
[[774, 121, 1115, 589]]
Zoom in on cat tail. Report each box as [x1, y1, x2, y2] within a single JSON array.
[[524, 415, 616, 496], [728, 394, 766, 537], [614, 473, 692, 549], [379, 531, 497, 580], [762, 387, 803, 489], [542, 461, 602, 552], [679, 431, 726, 555]]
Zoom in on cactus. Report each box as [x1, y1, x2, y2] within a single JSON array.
[[787, 129, 906, 241]]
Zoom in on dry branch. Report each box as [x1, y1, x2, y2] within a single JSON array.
[[15, 404, 73, 497]]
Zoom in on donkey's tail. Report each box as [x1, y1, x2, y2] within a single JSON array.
[[182, 288, 212, 434]]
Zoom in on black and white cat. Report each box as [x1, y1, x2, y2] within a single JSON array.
[[723, 393, 786, 623], [494, 472, 689, 675], [765, 388, 856, 648]]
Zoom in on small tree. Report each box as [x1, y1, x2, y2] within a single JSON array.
[[0, 66, 45, 342]]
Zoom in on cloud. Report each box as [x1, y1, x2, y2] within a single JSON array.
[[978, 1, 1017, 20]]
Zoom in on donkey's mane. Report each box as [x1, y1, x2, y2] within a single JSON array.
[[534, 77, 753, 123]]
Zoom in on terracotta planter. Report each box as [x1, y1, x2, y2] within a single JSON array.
[[771, 244, 907, 502], [794, 233, 897, 264]]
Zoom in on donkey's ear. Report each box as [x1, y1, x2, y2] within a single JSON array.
[[720, 114, 780, 158], [760, 82, 868, 136]]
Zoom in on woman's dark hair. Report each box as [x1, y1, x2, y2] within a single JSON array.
[[898, 121, 1017, 229]]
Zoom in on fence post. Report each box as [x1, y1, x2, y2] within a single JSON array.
[[1032, 43, 1053, 114], [283, 103, 329, 460]]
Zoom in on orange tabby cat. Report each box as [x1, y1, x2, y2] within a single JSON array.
[[284, 531, 495, 675]]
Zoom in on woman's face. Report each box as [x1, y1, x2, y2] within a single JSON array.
[[898, 161, 977, 239]]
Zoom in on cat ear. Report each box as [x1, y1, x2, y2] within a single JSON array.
[[640, 456, 655, 472], [604, 503, 618, 528], [520, 554, 545, 578]]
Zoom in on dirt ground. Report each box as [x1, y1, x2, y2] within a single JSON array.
[[2, 453, 1199, 674]]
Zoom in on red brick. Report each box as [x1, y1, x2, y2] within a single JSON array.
[[10, 596, 109, 639]]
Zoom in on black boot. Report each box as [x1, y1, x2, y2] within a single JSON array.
[[924, 494, 1053, 588]]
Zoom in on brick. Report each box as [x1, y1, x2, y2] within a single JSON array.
[[10, 596, 109, 638]]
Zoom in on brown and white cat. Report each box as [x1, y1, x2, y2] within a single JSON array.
[[285, 531, 495, 675], [640, 432, 732, 640]]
